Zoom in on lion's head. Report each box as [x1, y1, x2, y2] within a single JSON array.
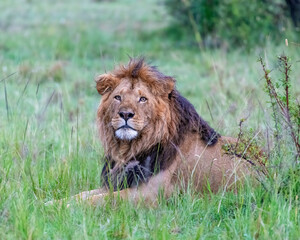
[[96, 58, 219, 171], [96, 58, 179, 163]]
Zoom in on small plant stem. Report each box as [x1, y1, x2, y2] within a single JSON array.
[[259, 57, 281, 153], [259, 57, 285, 113], [282, 56, 290, 110], [279, 56, 300, 160], [234, 119, 244, 152]]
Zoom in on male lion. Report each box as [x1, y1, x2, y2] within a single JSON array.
[[48, 58, 253, 206]]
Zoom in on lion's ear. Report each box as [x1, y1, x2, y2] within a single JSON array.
[[95, 74, 119, 95], [153, 77, 175, 97], [163, 77, 175, 95]]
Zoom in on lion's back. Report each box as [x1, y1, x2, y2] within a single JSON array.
[[175, 133, 252, 193]]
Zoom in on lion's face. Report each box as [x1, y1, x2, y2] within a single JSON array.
[[97, 75, 173, 144], [95, 59, 176, 161], [108, 79, 154, 141]]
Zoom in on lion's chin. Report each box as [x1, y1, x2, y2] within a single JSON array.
[[115, 128, 138, 141]]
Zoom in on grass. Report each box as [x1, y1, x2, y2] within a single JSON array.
[[0, 0, 299, 239]]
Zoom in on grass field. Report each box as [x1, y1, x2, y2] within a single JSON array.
[[0, 0, 299, 239]]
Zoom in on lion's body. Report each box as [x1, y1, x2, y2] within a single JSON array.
[[68, 134, 250, 206], [171, 134, 250, 193], [47, 58, 252, 206]]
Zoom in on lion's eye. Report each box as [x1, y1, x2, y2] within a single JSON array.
[[139, 97, 147, 103], [114, 95, 121, 101]]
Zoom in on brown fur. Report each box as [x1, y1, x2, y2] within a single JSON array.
[[46, 58, 253, 207], [97, 58, 219, 170]]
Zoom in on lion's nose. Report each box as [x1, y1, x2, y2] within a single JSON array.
[[119, 111, 135, 121]]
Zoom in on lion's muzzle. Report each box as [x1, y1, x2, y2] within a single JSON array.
[[115, 125, 138, 140], [112, 117, 138, 141]]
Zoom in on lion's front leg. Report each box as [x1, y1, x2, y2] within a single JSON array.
[[87, 184, 170, 207], [45, 188, 107, 206], [69, 188, 108, 201], [87, 162, 178, 206]]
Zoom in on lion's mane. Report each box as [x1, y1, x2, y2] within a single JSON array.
[[96, 58, 220, 190]]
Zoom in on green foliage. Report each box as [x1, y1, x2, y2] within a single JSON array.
[[165, 0, 290, 48]]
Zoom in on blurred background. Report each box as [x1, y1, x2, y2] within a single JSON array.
[[166, 0, 299, 48], [1, 0, 299, 126]]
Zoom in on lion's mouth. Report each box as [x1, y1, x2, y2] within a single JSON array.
[[115, 125, 138, 141], [117, 125, 136, 131]]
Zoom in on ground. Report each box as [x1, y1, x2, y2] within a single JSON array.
[[0, 0, 299, 239]]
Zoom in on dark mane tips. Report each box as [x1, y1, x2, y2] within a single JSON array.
[[130, 57, 145, 78], [115, 57, 147, 79]]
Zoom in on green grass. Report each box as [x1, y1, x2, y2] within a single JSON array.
[[0, 0, 299, 239]]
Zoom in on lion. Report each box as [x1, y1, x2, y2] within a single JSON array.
[[47, 58, 255, 206]]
